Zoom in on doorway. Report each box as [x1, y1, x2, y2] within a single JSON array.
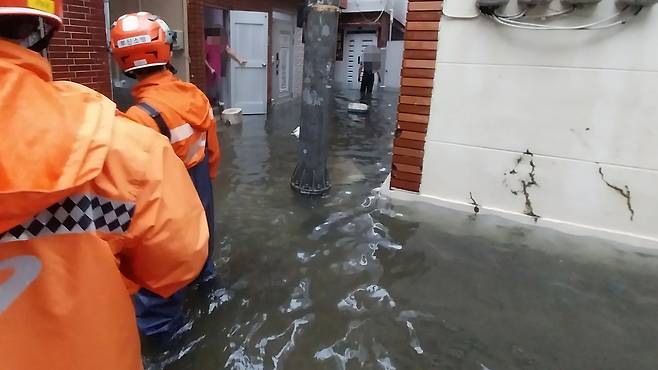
[[229, 10, 269, 115], [344, 32, 377, 90], [203, 6, 229, 109], [271, 10, 295, 105]]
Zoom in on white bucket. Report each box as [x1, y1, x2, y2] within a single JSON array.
[[348, 102, 369, 114], [222, 108, 243, 125]]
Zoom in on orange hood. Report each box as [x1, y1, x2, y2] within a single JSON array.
[[131, 69, 213, 132], [0, 40, 115, 233]]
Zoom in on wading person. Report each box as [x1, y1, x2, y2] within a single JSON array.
[[0, 2, 209, 369], [359, 58, 376, 101], [109, 12, 221, 339]]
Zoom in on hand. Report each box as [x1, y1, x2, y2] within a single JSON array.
[[210, 67, 216, 75], [239, 60, 247, 66]]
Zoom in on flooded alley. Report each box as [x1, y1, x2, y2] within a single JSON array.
[[144, 90, 658, 370]]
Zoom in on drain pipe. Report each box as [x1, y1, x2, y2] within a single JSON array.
[[291, 0, 340, 196]]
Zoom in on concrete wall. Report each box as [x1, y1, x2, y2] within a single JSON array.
[[293, 25, 304, 97], [383, 40, 403, 88], [343, 0, 408, 24], [400, 0, 658, 248], [391, 0, 407, 25], [335, 61, 347, 85]]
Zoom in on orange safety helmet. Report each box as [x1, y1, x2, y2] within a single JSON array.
[[110, 12, 175, 73], [0, 0, 64, 29]]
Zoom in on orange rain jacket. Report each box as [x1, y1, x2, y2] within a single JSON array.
[[124, 69, 221, 179], [0, 40, 209, 370]]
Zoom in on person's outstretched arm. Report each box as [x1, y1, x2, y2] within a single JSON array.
[[226, 46, 247, 65]]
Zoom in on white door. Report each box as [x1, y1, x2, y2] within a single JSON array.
[[344, 32, 377, 90], [272, 11, 295, 103], [230, 11, 269, 114]]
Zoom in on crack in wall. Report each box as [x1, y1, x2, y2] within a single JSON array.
[[522, 154, 539, 221], [504, 150, 539, 222], [469, 192, 480, 215], [598, 167, 635, 221]]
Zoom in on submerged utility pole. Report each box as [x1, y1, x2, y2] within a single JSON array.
[[291, 0, 340, 196]]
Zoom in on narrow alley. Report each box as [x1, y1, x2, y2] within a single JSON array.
[[4, 1, 658, 370]]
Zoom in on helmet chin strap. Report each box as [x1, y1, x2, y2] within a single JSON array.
[[20, 19, 55, 53], [28, 29, 55, 52], [123, 63, 176, 79]]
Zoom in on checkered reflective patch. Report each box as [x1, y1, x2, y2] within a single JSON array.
[[0, 194, 136, 244]]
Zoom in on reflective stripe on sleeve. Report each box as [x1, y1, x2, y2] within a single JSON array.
[[184, 133, 207, 163], [169, 123, 194, 144]]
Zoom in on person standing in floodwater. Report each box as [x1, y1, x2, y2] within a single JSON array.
[[109, 12, 221, 340], [205, 27, 247, 108], [359, 59, 376, 101], [0, 2, 209, 369], [359, 46, 382, 102]]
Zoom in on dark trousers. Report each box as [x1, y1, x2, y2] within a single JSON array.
[[133, 151, 216, 337], [187, 149, 216, 281], [360, 72, 375, 96]]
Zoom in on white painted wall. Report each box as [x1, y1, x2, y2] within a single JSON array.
[[383, 40, 403, 88], [335, 61, 347, 85], [387, 0, 658, 249], [391, 0, 407, 25], [343, 0, 408, 24]]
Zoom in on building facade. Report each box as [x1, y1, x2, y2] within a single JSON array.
[[334, 0, 408, 88], [47, 0, 112, 97], [187, 0, 304, 107], [48, 0, 305, 112], [385, 0, 658, 249]]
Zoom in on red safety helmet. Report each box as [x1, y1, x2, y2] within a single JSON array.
[[0, 0, 64, 29], [110, 12, 175, 73]]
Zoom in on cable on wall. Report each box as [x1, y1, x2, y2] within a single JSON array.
[[478, 0, 645, 31], [354, 0, 390, 24]]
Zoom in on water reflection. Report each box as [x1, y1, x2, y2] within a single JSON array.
[[143, 89, 658, 370]]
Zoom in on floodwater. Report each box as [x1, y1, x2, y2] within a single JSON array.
[[143, 89, 658, 370]]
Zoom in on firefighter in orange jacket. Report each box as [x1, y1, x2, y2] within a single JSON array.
[[0, 2, 208, 370], [109, 12, 221, 338]]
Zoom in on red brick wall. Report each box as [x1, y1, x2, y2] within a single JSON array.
[[391, 0, 442, 193], [47, 0, 111, 97], [187, 0, 206, 91]]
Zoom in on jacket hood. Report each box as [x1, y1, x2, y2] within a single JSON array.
[[132, 69, 213, 131], [0, 40, 115, 233]]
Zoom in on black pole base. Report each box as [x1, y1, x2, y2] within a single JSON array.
[[291, 164, 331, 196]]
